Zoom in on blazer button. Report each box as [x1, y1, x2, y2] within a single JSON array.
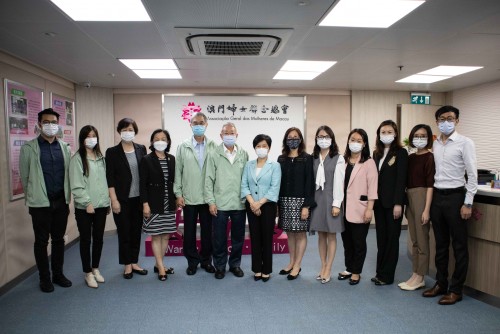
[[255, 192, 258, 194]]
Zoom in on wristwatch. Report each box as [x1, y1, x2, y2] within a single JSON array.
[[464, 203, 472, 208]]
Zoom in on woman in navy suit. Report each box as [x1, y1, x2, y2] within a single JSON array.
[[106, 118, 148, 279], [241, 134, 281, 282]]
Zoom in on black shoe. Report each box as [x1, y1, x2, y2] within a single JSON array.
[[39, 280, 54, 293], [215, 270, 225, 279], [154, 266, 174, 274], [338, 273, 352, 280], [132, 268, 148, 275], [371, 276, 379, 283], [349, 277, 361, 285], [158, 274, 167, 281], [123, 272, 133, 279], [229, 267, 244, 277], [254, 274, 262, 281], [287, 272, 299, 280], [279, 268, 292, 275], [201, 263, 216, 273], [262, 275, 270, 282], [52, 274, 72, 287], [186, 266, 197, 276], [374, 278, 391, 286]]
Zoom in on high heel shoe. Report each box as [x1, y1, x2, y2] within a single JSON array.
[[287, 268, 301, 280], [154, 266, 174, 274], [279, 268, 292, 275], [158, 274, 167, 281]]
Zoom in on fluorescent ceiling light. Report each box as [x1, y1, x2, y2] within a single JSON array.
[[319, 0, 425, 28], [50, 0, 151, 21], [396, 74, 450, 84], [133, 70, 182, 79], [280, 60, 336, 72], [418, 66, 483, 76], [119, 59, 178, 70], [273, 71, 322, 80]]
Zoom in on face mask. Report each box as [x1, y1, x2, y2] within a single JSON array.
[[42, 123, 59, 137], [153, 141, 168, 152], [255, 148, 269, 158], [349, 142, 363, 153], [286, 138, 301, 149], [317, 138, 332, 149], [380, 135, 395, 145], [438, 121, 455, 136], [192, 125, 206, 137], [223, 135, 236, 147], [412, 138, 427, 149], [85, 137, 98, 149], [121, 131, 135, 142]]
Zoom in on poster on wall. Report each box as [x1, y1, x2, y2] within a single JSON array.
[[162, 95, 305, 162], [51, 93, 76, 151], [4, 79, 43, 200]]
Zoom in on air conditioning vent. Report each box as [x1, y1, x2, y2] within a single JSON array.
[[176, 28, 293, 57]]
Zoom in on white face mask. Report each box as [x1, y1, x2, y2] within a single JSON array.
[[349, 142, 363, 153], [438, 121, 455, 136], [317, 138, 332, 149], [85, 137, 98, 149], [120, 131, 135, 142], [380, 134, 395, 145], [412, 138, 427, 149], [42, 123, 59, 137], [153, 140, 168, 152], [255, 147, 269, 158]]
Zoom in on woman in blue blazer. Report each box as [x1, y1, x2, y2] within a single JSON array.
[[241, 134, 281, 282]]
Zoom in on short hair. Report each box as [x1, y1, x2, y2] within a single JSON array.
[[282, 127, 306, 155], [38, 108, 60, 122], [149, 129, 172, 153], [408, 124, 433, 149], [344, 128, 371, 163], [116, 118, 138, 134], [221, 122, 237, 132], [190, 112, 208, 123], [435, 105, 459, 120], [313, 125, 339, 159], [252, 134, 272, 148]]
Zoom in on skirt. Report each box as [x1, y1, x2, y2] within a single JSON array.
[[278, 196, 310, 232], [143, 211, 176, 235]]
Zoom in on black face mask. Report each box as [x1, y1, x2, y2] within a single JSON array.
[[286, 138, 301, 149]]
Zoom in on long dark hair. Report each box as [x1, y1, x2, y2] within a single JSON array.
[[373, 120, 402, 159], [313, 125, 339, 159], [281, 127, 306, 155], [77, 125, 103, 177], [344, 128, 371, 163]]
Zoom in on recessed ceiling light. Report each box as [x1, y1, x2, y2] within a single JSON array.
[[50, 0, 151, 21], [133, 70, 182, 79], [44, 32, 57, 37], [418, 66, 483, 76], [396, 74, 451, 84], [273, 71, 322, 80], [319, 0, 425, 28], [280, 60, 337, 72], [119, 59, 178, 70]]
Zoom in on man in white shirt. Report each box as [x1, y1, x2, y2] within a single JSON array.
[[422, 105, 477, 305]]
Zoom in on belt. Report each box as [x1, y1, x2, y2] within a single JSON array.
[[433, 187, 465, 195]]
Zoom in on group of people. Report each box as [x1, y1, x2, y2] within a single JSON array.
[[20, 105, 477, 306]]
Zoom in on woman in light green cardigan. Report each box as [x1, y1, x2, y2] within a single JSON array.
[[69, 125, 110, 288]]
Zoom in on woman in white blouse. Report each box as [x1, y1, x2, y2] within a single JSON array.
[[309, 125, 345, 283]]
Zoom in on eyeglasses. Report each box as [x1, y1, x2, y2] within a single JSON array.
[[413, 136, 428, 139], [438, 117, 456, 123], [41, 121, 58, 125], [316, 136, 330, 140]]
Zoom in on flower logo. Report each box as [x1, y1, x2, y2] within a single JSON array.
[[181, 102, 201, 123]]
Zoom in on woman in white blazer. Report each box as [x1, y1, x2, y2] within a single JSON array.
[[241, 134, 282, 282]]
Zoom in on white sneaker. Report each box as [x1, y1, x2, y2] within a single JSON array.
[[85, 272, 98, 288], [92, 269, 105, 283]]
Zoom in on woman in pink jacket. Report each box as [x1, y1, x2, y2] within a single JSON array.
[[338, 129, 378, 285]]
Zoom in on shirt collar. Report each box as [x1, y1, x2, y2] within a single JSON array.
[[192, 136, 206, 147], [38, 135, 58, 144], [224, 145, 237, 155], [438, 130, 459, 143]]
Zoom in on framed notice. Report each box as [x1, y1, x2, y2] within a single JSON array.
[[163, 95, 305, 162], [51, 93, 76, 152], [4, 79, 44, 200]]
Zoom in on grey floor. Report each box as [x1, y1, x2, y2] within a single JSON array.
[[0, 230, 499, 334]]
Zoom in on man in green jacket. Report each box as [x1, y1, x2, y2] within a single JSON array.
[[174, 112, 217, 275], [205, 122, 249, 279], [19, 108, 72, 293]]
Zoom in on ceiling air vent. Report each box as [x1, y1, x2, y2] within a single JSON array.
[[176, 28, 293, 57]]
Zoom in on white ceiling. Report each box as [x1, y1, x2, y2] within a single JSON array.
[[1, 0, 500, 92]]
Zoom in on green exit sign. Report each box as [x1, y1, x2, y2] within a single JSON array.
[[411, 93, 430, 105]]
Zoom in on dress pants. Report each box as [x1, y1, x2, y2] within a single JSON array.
[[430, 190, 468, 294], [341, 219, 370, 275], [212, 210, 246, 271], [29, 197, 69, 281], [183, 204, 213, 267], [374, 202, 403, 283], [113, 196, 142, 265], [406, 188, 430, 276], [75, 207, 108, 273], [246, 202, 277, 275]]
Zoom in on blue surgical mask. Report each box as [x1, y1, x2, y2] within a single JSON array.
[[192, 125, 206, 137], [438, 121, 455, 136], [223, 135, 236, 147]]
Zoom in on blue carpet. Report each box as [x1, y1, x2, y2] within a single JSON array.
[[0, 230, 499, 333]]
